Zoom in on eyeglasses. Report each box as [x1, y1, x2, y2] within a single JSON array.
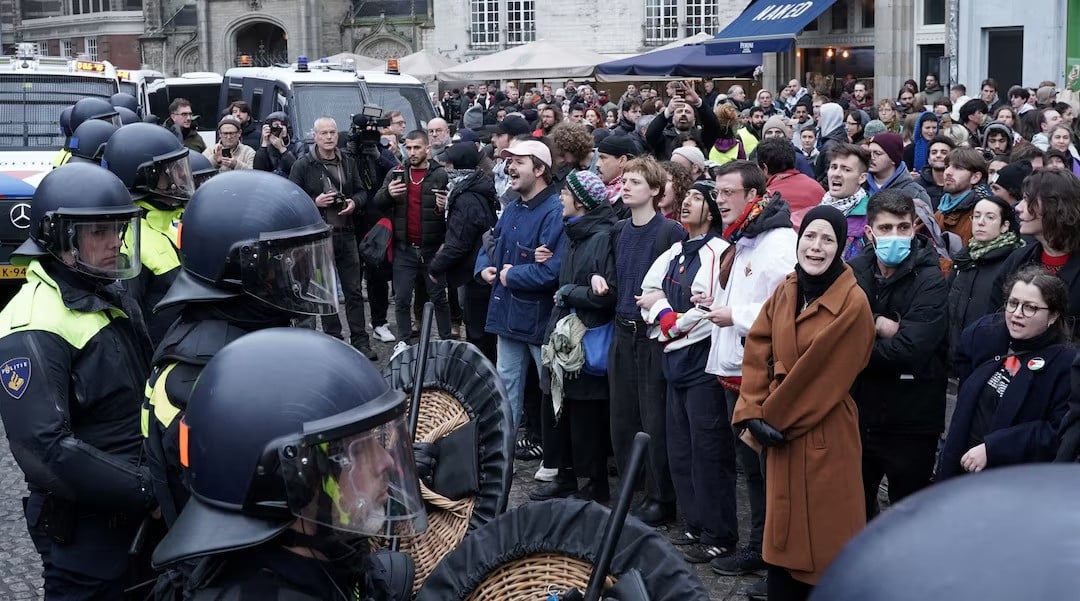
[[718, 187, 749, 199], [1005, 298, 1050, 317], [219, 130, 240, 136], [174, 111, 192, 117], [392, 120, 407, 126]]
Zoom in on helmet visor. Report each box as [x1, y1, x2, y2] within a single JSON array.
[[140, 153, 195, 204], [240, 227, 340, 316], [282, 413, 427, 540], [49, 213, 141, 280]]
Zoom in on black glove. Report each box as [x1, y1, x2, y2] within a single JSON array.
[[413, 441, 439, 484], [745, 418, 785, 448]]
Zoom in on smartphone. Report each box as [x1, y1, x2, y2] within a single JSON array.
[[222, 147, 232, 159], [392, 169, 405, 184]]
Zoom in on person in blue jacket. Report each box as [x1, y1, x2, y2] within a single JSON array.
[[937, 265, 1074, 479], [475, 138, 565, 431]]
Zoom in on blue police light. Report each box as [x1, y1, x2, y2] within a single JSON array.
[[296, 55, 309, 73]]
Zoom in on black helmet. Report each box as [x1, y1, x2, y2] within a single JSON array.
[[59, 105, 74, 138], [811, 465, 1080, 601], [186, 151, 217, 187], [151, 328, 426, 567], [68, 119, 118, 163], [14, 163, 142, 280], [102, 123, 193, 205], [157, 170, 339, 316], [110, 92, 139, 114], [70, 97, 120, 132], [115, 106, 139, 125]]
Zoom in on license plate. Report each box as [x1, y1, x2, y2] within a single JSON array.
[[0, 266, 26, 279]]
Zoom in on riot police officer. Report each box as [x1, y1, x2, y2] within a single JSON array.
[[66, 119, 117, 166], [110, 92, 141, 117], [186, 151, 218, 188], [69, 96, 120, 132], [52, 105, 75, 168], [102, 123, 194, 345], [151, 328, 424, 600], [0, 163, 156, 599], [142, 170, 341, 526]]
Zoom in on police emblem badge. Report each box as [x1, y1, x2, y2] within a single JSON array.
[[0, 357, 30, 399]]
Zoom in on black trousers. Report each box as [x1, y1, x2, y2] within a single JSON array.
[[726, 388, 765, 551], [861, 431, 940, 519], [767, 564, 812, 601], [297, 231, 370, 350], [461, 282, 496, 362], [392, 243, 451, 340], [608, 318, 675, 505], [541, 390, 611, 481], [358, 256, 391, 328]]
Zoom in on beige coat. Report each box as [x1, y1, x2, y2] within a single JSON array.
[[733, 267, 875, 584], [203, 142, 255, 171]]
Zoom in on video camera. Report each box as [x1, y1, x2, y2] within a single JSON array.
[[350, 105, 391, 131], [348, 105, 392, 154]]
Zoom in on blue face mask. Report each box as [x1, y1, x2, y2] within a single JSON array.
[[874, 235, 912, 266]]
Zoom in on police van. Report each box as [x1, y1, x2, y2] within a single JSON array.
[[148, 72, 225, 148], [0, 43, 120, 184], [221, 57, 435, 145], [0, 173, 35, 296], [116, 68, 165, 115]]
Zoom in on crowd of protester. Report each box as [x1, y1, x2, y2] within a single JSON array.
[[184, 72, 1080, 601]]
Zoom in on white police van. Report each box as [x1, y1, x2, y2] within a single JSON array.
[[221, 57, 435, 145], [149, 72, 225, 148]]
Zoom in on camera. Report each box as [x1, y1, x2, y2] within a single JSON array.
[[350, 105, 392, 130], [269, 123, 283, 137], [330, 193, 347, 210]]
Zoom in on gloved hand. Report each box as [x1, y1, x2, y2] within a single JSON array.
[[413, 441, 439, 484], [744, 418, 785, 448]]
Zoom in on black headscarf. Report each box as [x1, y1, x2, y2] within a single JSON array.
[[795, 205, 849, 309]]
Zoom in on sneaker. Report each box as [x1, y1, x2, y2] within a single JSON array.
[[710, 546, 767, 576], [390, 341, 409, 361], [534, 465, 558, 482], [371, 324, 396, 343], [746, 577, 768, 600], [682, 543, 732, 564], [669, 531, 700, 547], [515, 437, 543, 461]]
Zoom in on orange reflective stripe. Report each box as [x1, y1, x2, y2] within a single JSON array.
[[179, 417, 190, 468]]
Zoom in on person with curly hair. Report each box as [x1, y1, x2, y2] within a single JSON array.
[[659, 160, 692, 220], [551, 121, 597, 177]]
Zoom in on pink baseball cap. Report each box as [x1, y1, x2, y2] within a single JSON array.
[[499, 139, 552, 167]]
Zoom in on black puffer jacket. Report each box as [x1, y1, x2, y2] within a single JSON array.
[[849, 236, 950, 434], [373, 163, 450, 255], [428, 170, 498, 288], [947, 242, 1019, 360], [545, 205, 618, 400], [918, 167, 945, 210]]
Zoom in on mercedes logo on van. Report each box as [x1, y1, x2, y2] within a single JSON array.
[[9, 203, 30, 229]]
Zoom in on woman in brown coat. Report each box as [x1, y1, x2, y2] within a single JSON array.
[[733, 205, 876, 600]]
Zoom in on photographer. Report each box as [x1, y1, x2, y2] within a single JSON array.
[[253, 111, 306, 176], [288, 116, 377, 360], [203, 116, 254, 171]]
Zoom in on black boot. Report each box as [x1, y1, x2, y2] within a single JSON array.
[[571, 477, 610, 503], [529, 472, 577, 501]]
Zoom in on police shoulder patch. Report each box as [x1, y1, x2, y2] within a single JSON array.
[[0, 358, 31, 399]]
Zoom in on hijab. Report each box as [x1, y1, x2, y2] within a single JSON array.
[[795, 205, 849, 309]]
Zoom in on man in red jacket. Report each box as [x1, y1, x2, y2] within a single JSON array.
[[755, 138, 825, 229]]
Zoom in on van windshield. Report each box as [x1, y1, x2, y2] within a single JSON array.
[[365, 84, 435, 131], [292, 84, 364, 141]]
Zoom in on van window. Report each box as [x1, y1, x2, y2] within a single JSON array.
[[171, 84, 221, 132], [292, 84, 364, 141], [365, 84, 435, 131]]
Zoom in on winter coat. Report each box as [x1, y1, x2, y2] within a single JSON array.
[[947, 242, 1018, 357], [253, 139, 307, 177], [863, 164, 932, 208], [545, 207, 618, 400], [918, 167, 945, 210], [372, 163, 450, 255], [849, 237, 950, 434], [937, 313, 1072, 479], [429, 170, 498, 288], [707, 127, 760, 165], [733, 267, 875, 584], [990, 241, 1080, 339], [766, 170, 826, 229], [474, 183, 566, 345], [641, 233, 731, 352], [645, 102, 719, 161], [203, 143, 255, 172], [934, 184, 994, 254], [705, 201, 797, 377], [287, 150, 368, 229]]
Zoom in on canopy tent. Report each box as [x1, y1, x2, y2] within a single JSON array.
[[318, 52, 384, 71], [706, 0, 839, 56], [595, 44, 762, 82], [437, 40, 609, 82], [397, 49, 458, 83], [647, 32, 714, 53]]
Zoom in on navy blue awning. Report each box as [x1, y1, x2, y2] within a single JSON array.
[[595, 45, 762, 81], [705, 0, 839, 56]]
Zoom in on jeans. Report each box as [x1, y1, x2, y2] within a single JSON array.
[[298, 231, 370, 351], [392, 243, 451, 340], [496, 336, 542, 430], [608, 319, 676, 505], [726, 388, 765, 551], [861, 431, 940, 519], [666, 374, 738, 547]]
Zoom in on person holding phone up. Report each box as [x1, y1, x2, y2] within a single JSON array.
[[204, 116, 254, 171]]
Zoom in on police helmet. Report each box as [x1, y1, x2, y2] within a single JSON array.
[[70, 97, 120, 132], [102, 123, 193, 205], [115, 106, 140, 125], [186, 151, 217, 188], [151, 328, 426, 567], [110, 92, 139, 114], [811, 465, 1080, 601], [14, 163, 141, 280], [68, 119, 118, 163], [156, 170, 339, 316], [59, 105, 74, 138]]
